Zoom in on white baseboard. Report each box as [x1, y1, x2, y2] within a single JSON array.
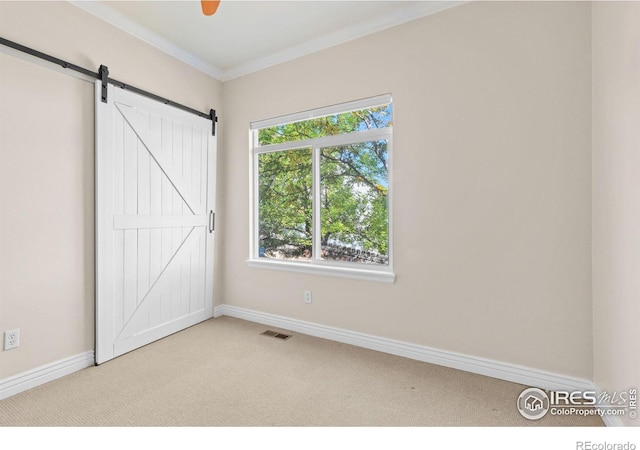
[[213, 304, 224, 318], [602, 418, 625, 427], [592, 383, 628, 427], [217, 304, 595, 394], [0, 351, 95, 401], [598, 411, 626, 427]]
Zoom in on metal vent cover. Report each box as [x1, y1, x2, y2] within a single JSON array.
[[261, 330, 292, 340]]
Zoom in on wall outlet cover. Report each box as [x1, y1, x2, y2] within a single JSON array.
[[4, 329, 20, 351]]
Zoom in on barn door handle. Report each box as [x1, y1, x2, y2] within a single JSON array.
[[209, 211, 215, 233]]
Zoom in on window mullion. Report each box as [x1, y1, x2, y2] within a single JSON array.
[[255, 127, 391, 155], [252, 149, 260, 259], [312, 146, 321, 263]]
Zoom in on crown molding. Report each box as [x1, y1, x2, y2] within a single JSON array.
[[70, 1, 464, 83], [219, 1, 466, 81], [69, 1, 225, 80]]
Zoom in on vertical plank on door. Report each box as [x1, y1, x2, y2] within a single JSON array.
[[148, 113, 163, 328], [200, 128, 208, 213], [182, 125, 194, 299], [160, 117, 173, 324], [173, 120, 184, 215], [123, 113, 138, 336], [192, 129, 202, 212], [181, 226, 191, 316], [183, 124, 193, 211], [190, 228, 203, 313], [136, 111, 151, 334], [113, 112, 125, 335], [171, 120, 183, 321]]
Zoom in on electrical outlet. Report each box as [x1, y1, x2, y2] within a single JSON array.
[[304, 290, 312, 304], [4, 329, 20, 351]]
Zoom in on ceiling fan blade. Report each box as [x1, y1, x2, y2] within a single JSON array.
[[201, 0, 220, 16]]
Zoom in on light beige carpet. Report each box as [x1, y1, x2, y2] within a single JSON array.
[[0, 316, 603, 427]]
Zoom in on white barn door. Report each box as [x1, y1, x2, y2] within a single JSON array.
[[95, 82, 216, 364]]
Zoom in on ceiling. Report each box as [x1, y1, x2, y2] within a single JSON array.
[[72, 1, 462, 81]]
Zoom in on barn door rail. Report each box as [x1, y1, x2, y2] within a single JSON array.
[[0, 36, 218, 135]]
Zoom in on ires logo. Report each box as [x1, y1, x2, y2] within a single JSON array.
[[549, 391, 598, 405], [517, 388, 637, 420]]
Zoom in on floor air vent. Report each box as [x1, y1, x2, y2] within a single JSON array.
[[261, 330, 292, 340]]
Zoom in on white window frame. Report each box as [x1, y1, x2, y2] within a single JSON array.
[[248, 94, 395, 283]]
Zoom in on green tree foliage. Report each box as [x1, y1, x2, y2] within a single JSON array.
[[258, 149, 313, 258], [258, 106, 391, 264]]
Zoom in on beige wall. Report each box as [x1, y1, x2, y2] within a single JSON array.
[[592, 2, 640, 427], [222, 2, 593, 377], [0, 1, 222, 379]]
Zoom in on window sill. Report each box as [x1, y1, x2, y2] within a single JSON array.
[[247, 259, 396, 284]]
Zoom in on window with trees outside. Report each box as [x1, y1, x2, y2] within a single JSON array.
[[249, 94, 394, 283]]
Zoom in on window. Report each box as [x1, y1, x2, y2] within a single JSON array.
[[249, 94, 394, 283]]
